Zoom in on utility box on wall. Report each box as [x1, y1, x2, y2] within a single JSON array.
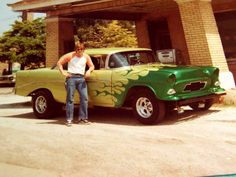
[[156, 49, 181, 64]]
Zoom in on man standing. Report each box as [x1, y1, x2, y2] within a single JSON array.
[[57, 42, 94, 126]]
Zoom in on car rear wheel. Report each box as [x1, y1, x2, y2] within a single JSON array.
[[132, 90, 165, 124], [32, 90, 56, 119], [189, 99, 214, 111]]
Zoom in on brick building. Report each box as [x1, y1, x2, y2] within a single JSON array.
[[9, 0, 236, 88]]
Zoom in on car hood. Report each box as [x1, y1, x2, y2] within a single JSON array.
[[131, 63, 217, 79]]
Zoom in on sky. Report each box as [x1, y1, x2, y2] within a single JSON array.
[[0, 0, 45, 36]]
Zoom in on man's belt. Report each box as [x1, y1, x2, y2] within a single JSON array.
[[69, 73, 84, 77]]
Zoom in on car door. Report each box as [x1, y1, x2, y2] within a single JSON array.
[[87, 69, 113, 107], [86, 55, 114, 107], [48, 68, 67, 103]]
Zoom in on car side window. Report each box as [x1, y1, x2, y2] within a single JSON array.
[[63, 63, 68, 70], [91, 57, 100, 70], [89, 55, 106, 70], [128, 53, 141, 65], [109, 53, 129, 68], [127, 52, 154, 65]]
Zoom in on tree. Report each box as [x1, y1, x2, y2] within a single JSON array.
[[0, 18, 46, 69], [0, 18, 137, 69], [75, 19, 107, 48], [99, 20, 137, 47], [75, 19, 137, 48]]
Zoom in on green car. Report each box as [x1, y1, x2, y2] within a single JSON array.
[[15, 48, 225, 124]]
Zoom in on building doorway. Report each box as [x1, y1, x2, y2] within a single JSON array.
[[147, 19, 172, 52], [215, 10, 236, 82]]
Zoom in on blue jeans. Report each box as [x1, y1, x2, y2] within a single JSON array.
[[65, 76, 88, 121]]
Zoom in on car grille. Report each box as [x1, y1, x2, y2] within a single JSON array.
[[184, 81, 206, 92]]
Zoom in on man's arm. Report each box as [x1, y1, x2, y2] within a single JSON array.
[[85, 54, 95, 78], [57, 53, 72, 78]]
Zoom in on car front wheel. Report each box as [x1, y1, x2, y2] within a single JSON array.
[[32, 90, 55, 119], [132, 90, 165, 124]]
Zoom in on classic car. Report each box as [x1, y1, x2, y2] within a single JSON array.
[[0, 73, 15, 86], [15, 48, 225, 124]]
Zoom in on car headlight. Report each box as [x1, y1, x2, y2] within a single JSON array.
[[213, 68, 220, 76], [167, 88, 176, 95], [167, 74, 176, 83], [214, 81, 220, 87]]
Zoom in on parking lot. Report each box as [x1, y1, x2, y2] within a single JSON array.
[[0, 87, 236, 177]]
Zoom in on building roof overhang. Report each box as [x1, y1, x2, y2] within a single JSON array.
[[9, 0, 113, 12], [8, 0, 178, 20], [8, 0, 236, 20]]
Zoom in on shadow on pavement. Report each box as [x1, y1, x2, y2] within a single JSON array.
[[38, 107, 221, 126], [2, 103, 221, 126], [0, 102, 31, 109], [37, 108, 139, 126], [162, 109, 220, 125]]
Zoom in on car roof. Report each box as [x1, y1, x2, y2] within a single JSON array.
[[85, 48, 152, 55]]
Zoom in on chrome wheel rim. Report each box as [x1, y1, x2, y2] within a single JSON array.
[[136, 97, 153, 118], [35, 96, 47, 114]]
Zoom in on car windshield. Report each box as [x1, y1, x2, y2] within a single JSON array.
[[108, 51, 159, 68], [52, 50, 160, 70]]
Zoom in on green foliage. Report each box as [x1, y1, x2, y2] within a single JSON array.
[[0, 18, 137, 69], [0, 18, 46, 68], [75, 19, 137, 48], [99, 20, 137, 47]]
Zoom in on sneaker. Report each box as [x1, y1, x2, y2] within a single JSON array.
[[65, 120, 72, 127], [78, 119, 91, 125]]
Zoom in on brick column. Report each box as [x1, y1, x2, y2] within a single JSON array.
[[167, 10, 190, 65], [45, 17, 75, 67], [135, 19, 151, 48], [22, 11, 34, 21], [175, 0, 235, 88], [176, 0, 228, 69]]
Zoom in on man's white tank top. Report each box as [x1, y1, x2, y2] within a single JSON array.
[[68, 55, 86, 75]]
